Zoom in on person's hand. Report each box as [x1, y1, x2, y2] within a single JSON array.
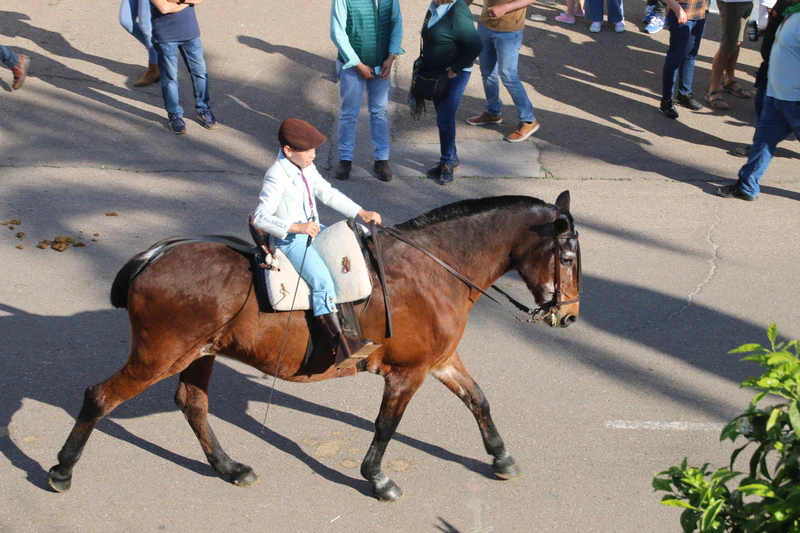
[[292, 221, 321, 237], [677, 7, 688, 24], [447, 68, 458, 79], [487, 4, 508, 19], [379, 56, 395, 79], [358, 210, 382, 225], [355, 63, 375, 80]]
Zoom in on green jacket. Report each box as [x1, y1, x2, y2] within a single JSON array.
[[420, 0, 482, 74], [335, 0, 395, 68]]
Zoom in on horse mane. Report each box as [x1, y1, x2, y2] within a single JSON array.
[[394, 196, 549, 233]]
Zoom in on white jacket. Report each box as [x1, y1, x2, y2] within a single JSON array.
[[253, 152, 362, 240]]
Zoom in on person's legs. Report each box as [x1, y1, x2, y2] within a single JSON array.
[[179, 37, 210, 113], [676, 18, 705, 96], [607, 0, 624, 23], [0, 44, 19, 70], [365, 75, 392, 161], [434, 71, 471, 165], [277, 234, 338, 316], [494, 30, 536, 123], [737, 96, 795, 197], [722, 2, 751, 88], [119, 0, 158, 64], [336, 61, 366, 162], [477, 24, 502, 116], [154, 40, 182, 116], [586, 0, 604, 22], [662, 14, 690, 100]]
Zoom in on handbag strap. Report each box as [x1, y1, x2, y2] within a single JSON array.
[[419, 8, 433, 56]]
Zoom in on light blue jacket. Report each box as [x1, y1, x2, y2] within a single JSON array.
[[254, 152, 362, 240]]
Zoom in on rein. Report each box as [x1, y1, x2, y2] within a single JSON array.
[[373, 217, 580, 325]]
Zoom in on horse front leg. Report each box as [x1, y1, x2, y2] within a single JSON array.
[[431, 351, 521, 480], [361, 371, 425, 502], [174, 356, 259, 487]]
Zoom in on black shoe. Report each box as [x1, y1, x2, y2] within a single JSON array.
[[335, 160, 352, 181], [732, 145, 751, 158], [659, 99, 679, 119], [168, 113, 187, 135], [373, 160, 393, 182], [715, 184, 757, 201], [197, 108, 217, 130], [426, 157, 460, 178], [676, 93, 703, 111], [439, 164, 454, 185]]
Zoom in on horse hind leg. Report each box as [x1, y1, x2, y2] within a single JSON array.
[[431, 352, 521, 480], [174, 356, 258, 487]]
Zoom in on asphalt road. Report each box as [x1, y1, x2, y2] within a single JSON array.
[[1, 0, 798, 531]]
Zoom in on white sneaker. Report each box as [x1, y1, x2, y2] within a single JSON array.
[[590, 21, 601, 32], [615, 21, 626, 32]]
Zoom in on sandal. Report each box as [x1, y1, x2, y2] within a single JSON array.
[[723, 81, 752, 99], [704, 90, 730, 110]]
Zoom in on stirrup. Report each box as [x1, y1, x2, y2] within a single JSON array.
[[334, 335, 381, 369]]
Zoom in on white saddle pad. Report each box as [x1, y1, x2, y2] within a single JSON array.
[[265, 220, 372, 311]]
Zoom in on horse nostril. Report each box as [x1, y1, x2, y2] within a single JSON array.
[[560, 315, 577, 327]]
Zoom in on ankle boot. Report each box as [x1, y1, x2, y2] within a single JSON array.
[[11, 55, 29, 91], [134, 63, 160, 87], [316, 312, 381, 369]]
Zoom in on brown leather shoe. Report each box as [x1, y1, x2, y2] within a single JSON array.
[[317, 312, 381, 369], [133, 63, 160, 87], [505, 120, 540, 143], [11, 55, 29, 91], [467, 112, 502, 126]]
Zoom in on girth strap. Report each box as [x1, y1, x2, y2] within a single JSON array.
[[369, 223, 394, 338]]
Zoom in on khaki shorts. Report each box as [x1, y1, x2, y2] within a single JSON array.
[[717, 0, 754, 51]]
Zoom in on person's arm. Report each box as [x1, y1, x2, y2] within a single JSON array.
[[379, 0, 405, 79], [486, 0, 535, 19], [253, 166, 295, 240], [449, 5, 483, 75], [664, 0, 688, 24], [166, 0, 204, 4], [150, 0, 188, 14]]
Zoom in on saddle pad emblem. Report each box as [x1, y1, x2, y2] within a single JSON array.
[[342, 256, 351, 274]]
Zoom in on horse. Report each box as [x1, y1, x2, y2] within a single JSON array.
[[47, 192, 581, 501]]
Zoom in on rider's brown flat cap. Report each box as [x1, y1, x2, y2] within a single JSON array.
[[278, 118, 328, 150]]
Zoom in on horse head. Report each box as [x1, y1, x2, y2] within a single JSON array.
[[514, 190, 581, 328]]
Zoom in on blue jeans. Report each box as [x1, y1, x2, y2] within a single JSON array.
[[277, 231, 337, 316], [586, 0, 624, 22], [737, 95, 800, 197], [153, 38, 210, 117], [336, 60, 391, 162], [0, 45, 19, 70], [434, 71, 471, 165], [477, 24, 536, 123], [662, 15, 706, 100], [119, 0, 158, 64]]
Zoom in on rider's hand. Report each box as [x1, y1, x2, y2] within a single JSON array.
[[291, 221, 321, 237], [358, 210, 382, 225]]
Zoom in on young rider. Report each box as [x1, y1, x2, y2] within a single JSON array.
[[253, 118, 383, 368]]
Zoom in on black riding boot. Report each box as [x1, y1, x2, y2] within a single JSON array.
[[317, 312, 381, 369]]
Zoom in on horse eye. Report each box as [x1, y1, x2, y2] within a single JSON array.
[[560, 257, 574, 267]]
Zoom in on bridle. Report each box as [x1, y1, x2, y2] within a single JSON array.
[[373, 212, 582, 329]]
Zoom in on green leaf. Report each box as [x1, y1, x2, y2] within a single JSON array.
[[653, 477, 673, 492], [768, 323, 778, 348], [751, 391, 768, 408], [661, 497, 697, 509], [767, 352, 799, 366], [701, 500, 725, 531], [789, 401, 800, 437], [738, 483, 776, 498], [767, 407, 783, 431], [710, 468, 740, 486]]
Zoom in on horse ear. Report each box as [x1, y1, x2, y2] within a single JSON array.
[[555, 190, 571, 210], [554, 216, 570, 236]]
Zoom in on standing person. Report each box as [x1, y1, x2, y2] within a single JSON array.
[[586, 0, 626, 32], [704, 0, 755, 111], [643, 0, 667, 33], [716, 4, 800, 201], [555, 0, 586, 24], [330, 0, 404, 183], [254, 119, 384, 368], [0, 45, 29, 90], [465, 0, 541, 143], [418, 0, 482, 185], [150, 0, 216, 135], [658, 0, 709, 119], [119, 0, 160, 87]]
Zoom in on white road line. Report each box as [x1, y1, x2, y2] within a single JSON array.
[[606, 420, 725, 431]]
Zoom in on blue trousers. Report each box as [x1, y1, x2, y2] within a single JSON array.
[[586, 0, 624, 23], [477, 24, 536, 123], [276, 231, 337, 316], [737, 95, 800, 197], [662, 15, 706, 100], [434, 71, 471, 165], [336, 60, 391, 162], [0, 45, 19, 70], [119, 0, 158, 64], [153, 37, 210, 117]]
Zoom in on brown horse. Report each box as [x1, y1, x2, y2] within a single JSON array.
[[48, 192, 581, 501]]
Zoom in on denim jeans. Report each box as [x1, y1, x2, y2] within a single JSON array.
[[434, 71, 471, 165], [277, 230, 337, 316], [477, 24, 536, 123], [737, 95, 800, 197], [153, 37, 210, 117], [662, 15, 706, 100], [0, 45, 19, 70], [336, 60, 391, 162], [586, 0, 624, 22], [119, 0, 158, 64]]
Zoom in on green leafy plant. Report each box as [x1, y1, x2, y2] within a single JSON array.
[[654, 324, 800, 533]]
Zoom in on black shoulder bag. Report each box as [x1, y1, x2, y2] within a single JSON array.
[[409, 9, 450, 119]]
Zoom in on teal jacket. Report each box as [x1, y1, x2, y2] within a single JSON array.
[[331, 0, 404, 69], [420, 0, 482, 75]]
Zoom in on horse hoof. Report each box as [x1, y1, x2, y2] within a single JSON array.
[[374, 482, 404, 502], [493, 457, 522, 480], [47, 466, 72, 493], [231, 467, 260, 488]]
